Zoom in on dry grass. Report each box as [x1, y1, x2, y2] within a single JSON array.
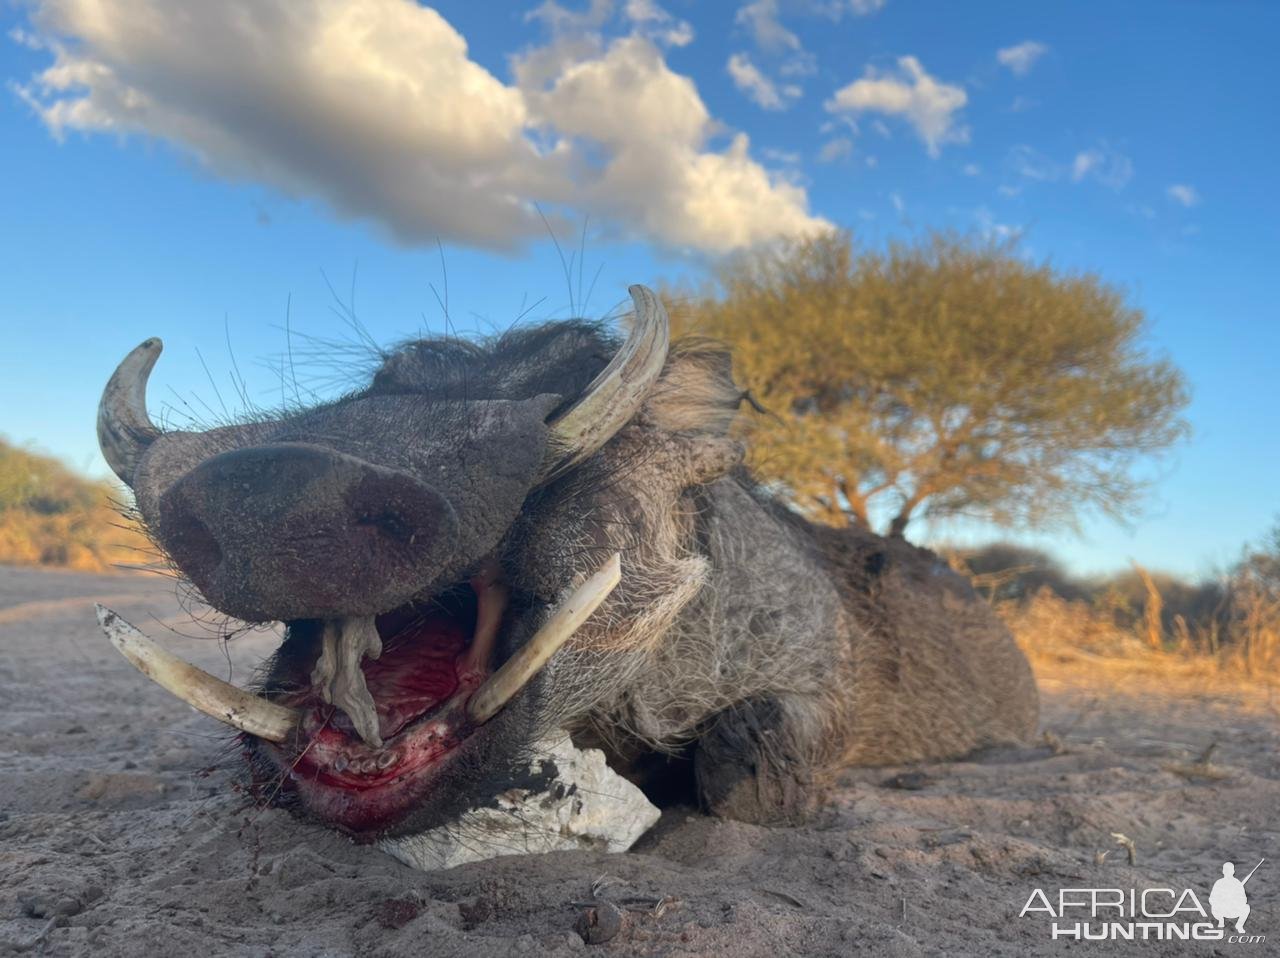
[[0, 438, 150, 573], [999, 585, 1280, 683]]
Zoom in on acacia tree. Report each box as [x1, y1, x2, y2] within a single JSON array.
[[670, 230, 1189, 538]]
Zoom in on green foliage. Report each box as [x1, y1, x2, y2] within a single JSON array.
[[672, 230, 1190, 537]]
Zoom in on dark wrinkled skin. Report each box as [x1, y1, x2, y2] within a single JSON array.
[[119, 319, 1039, 837]]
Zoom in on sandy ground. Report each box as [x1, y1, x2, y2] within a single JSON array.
[[1, 564, 1276, 957]]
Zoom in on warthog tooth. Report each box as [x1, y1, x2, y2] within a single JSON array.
[[467, 553, 621, 725], [461, 559, 508, 677], [310, 616, 383, 749], [95, 604, 300, 743]]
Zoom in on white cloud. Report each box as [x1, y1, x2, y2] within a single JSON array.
[[8, 25, 46, 49], [762, 147, 801, 165], [962, 162, 981, 176], [817, 137, 853, 162], [622, 0, 694, 47], [528, 0, 691, 46], [1071, 152, 1097, 180], [974, 204, 1018, 240], [525, 36, 831, 250], [1071, 146, 1133, 190], [826, 55, 968, 157], [890, 191, 904, 214], [727, 52, 796, 110], [1167, 183, 1200, 207], [527, 0, 613, 34], [1004, 142, 1132, 191], [996, 41, 1047, 77], [736, 0, 801, 53], [1008, 144, 1061, 182], [734, 0, 816, 88], [20, 0, 827, 254], [778, 53, 817, 78], [846, 0, 887, 13]]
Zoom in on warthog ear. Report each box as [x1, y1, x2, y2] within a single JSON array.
[[643, 339, 746, 439]]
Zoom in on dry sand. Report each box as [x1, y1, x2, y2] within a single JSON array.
[[1, 564, 1276, 956]]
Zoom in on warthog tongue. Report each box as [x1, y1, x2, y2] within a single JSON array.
[[310, 617, 384, 748]]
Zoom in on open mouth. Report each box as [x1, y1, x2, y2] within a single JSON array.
[[258, 563, 509, 832], [95, 553, 621, 835]]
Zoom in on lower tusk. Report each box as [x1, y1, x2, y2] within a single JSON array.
[[95, 604, 301, 743], [467, 553, 621, 725]]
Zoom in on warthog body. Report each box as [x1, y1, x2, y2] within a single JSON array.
[[97, 287, 1037, 836]]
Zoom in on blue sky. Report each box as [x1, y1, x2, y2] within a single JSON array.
[[2, 0, 1277, 580]]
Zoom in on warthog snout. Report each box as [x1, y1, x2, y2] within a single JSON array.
[[157, 443, 458, 621]]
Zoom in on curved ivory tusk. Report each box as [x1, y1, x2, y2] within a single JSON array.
[[97, 338, 163, 484], [467, 553, 621, 724], [539, 285, 669, 482], [95, 604, 300, 742]]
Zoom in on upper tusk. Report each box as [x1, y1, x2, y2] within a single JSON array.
[[97, 338, 163, 485], [95, 604, 300, 743], [539, 285, 669, 483], [467, 552, 621, 725], [310, 617, 383, 749]]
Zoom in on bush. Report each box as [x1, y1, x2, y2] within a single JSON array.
[[0, 438, 150, 572], [953, 533, 1280, 677]]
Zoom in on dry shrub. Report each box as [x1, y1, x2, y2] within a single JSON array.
[[1229, 575, 1280, 676], [0, 438, 150, 573], [998, 588, 1143, 661], [956, 535, 1280, 680], [996, 577, 1280, 680]]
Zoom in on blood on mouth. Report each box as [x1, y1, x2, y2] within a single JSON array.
[[270, 584, 493, 803], [97, 553, 622, 834]]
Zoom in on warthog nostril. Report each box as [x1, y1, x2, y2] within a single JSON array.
[[356, 509, 415, 545], [344, 469, 446, 552], [155, 442, 458, 620], [161, 507, 223, 579]]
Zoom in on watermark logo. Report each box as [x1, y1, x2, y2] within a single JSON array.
[[1019, 857, 1266, 943]]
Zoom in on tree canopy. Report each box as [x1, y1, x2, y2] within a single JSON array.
[[669, 230, 1190, 538]]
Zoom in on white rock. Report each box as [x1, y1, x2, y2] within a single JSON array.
[[379, 733, 660, 871]]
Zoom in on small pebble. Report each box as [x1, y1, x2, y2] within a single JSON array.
[[576, 901, 625, 945]]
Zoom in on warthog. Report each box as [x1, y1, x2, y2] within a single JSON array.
[[96, 285, 1037, 836]]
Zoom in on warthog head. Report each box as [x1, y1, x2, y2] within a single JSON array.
[[97, 283, 1041, 836], [98, 286, 738, 835]]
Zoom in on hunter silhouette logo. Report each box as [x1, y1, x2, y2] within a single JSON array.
[[1210, 859, 1265, 933], [1019, 856, 1267, 943]]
